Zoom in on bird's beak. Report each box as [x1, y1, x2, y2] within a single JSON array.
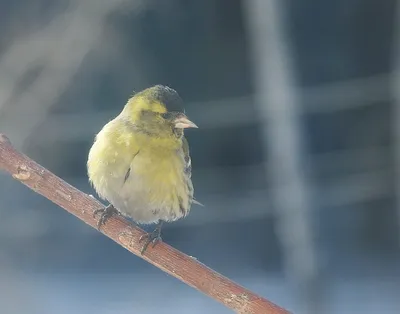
[[174, 116, 198, 129]]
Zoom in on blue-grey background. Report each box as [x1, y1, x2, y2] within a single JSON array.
[[0, 1, 399, 313]]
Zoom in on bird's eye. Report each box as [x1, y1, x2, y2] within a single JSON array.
[[161, 112, 173, 120]]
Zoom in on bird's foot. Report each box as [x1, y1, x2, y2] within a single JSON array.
[[139, 222, 163, 255], [93, 204, 120, 229]]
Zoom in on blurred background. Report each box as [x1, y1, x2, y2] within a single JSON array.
[[0, 0, 399, 313]]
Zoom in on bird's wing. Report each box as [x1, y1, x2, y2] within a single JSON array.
[[182, 136, 192, 178], [182, 136, 204, 207]]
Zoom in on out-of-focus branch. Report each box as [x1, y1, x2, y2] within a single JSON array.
[[0, 133, 289, 314], [0, 0, 135, 151]]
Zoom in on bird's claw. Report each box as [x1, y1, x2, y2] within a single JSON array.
[[93, 204, 120, 229], [139, 227, 162, 255]]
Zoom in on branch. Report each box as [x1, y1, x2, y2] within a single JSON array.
[[0, 133, 289, 314]]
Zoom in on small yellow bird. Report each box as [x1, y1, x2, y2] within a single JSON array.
[[87, 85, 199, 254]]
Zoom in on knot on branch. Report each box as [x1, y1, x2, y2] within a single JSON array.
[[12, 164, 31, 181]]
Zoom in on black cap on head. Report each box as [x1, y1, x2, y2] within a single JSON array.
[[144, 85, 184, 113]]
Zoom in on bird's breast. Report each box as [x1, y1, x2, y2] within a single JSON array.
[[120, 147, 193, 223]]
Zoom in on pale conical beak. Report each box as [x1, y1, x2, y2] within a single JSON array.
[[174, 116, 198, 129]]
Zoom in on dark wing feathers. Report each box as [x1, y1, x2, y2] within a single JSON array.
[[182, 137, 192, 178], [182, 137, 203, 206]]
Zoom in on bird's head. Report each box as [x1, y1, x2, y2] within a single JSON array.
[[121, 85, 197, 140]]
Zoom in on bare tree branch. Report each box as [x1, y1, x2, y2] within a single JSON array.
[[0, 133, 289, 314]]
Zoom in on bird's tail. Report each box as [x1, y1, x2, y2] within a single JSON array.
[[192, 198, 204, 207]]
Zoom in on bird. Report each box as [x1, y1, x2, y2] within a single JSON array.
[[87, 85, 199, 254]]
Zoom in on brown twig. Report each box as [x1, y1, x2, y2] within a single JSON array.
[[0, 133, 290, 314]]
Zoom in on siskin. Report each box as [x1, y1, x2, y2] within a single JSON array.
[[87, 85, 199, 254]]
